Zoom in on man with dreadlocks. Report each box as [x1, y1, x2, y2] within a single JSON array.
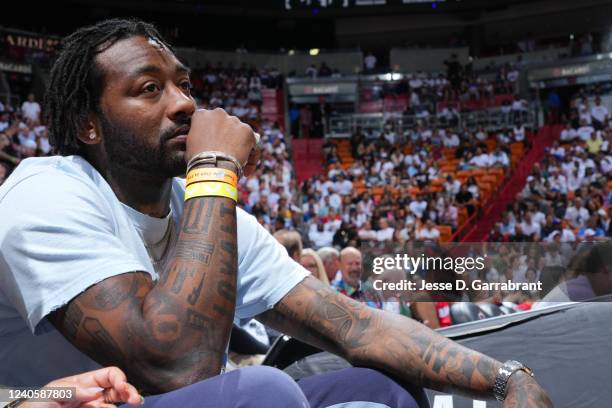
[[0, 19, 551, 407]]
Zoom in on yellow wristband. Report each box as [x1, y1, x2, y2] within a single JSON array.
[[185, 181, 238, 202], [186, 167, 238, 187]]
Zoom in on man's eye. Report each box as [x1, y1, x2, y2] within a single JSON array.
[[180, 81, 193, 92], [143, 83, 160, 93]]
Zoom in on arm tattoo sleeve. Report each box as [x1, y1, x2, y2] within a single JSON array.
[[50, 196, 238, 394], [259, 276, 504, 400]]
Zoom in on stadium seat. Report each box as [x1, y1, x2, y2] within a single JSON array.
[[450, 303, 487, 324], [436, 225, 453, 243], [477, 303, 504, 318]]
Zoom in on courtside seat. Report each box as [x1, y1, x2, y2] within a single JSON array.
[[450, 303, 487, 324], [478, 303, 504, 318]]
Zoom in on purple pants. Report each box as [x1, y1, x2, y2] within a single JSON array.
[[133, 366, 428, 408]]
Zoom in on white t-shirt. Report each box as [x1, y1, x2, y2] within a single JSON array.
[[577, 125, 595, 142], [376, 227, 395, 242], [409, 200, 427, 219], [469, 154, 491, 167], [416, 227, 440, 241], [21, 101, 41, 122], [591, 105, 609, 123], [0, 155, 308, 387], [560, 128, 577, 142], [564, 206, 590, 229]]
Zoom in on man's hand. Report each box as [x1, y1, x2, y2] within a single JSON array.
[[243, 135, 262, 178], [503, 371, 553, 407], [186, 108, 256, 167], [21, 367, 143, 408]]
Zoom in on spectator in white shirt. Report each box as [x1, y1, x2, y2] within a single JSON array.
[[442, 131, 460, 148], [564, 198, 590, 230], [547, 167, 568, 194], [469, 148, 491, 167], [416, 219, 440, 242], [376, 218, 395, 242], [327, 187, 343, 211], [409, 196, 428, 219], [21, 94, 41, 123], [335, 174, 353, 196], [590, 96, 609, 129], [549, 141, 565, 158], [443, 175, 461, 198], [579, 106, 592, 125], [513, 123, 526, 143], [309, 222, 334, 248], [358, 220, 378, 241], [520, 213, 541, 240], [560, 123, 577, 142], [490, 148, 509, 167], [577, 120, 595, 142]]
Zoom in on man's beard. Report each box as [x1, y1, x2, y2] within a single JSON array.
[[99, 114, 186, 177]]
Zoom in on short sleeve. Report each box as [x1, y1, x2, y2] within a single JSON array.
[[234, 208, 309, 324], [0, 172, 150, 333]]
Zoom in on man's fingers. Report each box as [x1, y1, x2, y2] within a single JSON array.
[[243, 143, 262, 177], [90, 366, 128, 390]]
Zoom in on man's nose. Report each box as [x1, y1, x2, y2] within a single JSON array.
[[167, 83, 196, 121]]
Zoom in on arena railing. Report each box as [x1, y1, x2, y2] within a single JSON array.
[[326, 106, 536, 138]]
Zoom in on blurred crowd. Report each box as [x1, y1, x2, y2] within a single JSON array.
[[490, 94, 612, 244], [0, 94, 51, 185]]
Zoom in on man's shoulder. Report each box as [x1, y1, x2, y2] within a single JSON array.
[[0, 156, 114, 216], [1, 156, 98, 193]]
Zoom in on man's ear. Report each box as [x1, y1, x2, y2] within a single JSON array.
[[77, 114, 101, 146]]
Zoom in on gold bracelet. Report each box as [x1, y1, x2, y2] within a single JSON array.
[[185, 181, 238, 202], [186, 167, 238, 188]]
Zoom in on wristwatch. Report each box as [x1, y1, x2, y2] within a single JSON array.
[[493, 360, 535, 401]]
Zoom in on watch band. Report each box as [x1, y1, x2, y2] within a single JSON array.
[[493, 360, 535, 401]]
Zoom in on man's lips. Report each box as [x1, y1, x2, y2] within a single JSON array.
[[166, 125, 190, 142], [170, 135, 188, 143]]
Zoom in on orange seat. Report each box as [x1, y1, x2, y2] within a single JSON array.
[[484, 139, 497, 152], [408, 187, 421, 197], [480, 175, 498, 185], [470, 169, 486, 177], [431, 178, 445, 187], [442, 148, 456, 159], [436, 225, 453, 243]]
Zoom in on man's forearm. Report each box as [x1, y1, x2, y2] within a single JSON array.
[[260, 276, 500, 399], [142, 195, 238, 383]]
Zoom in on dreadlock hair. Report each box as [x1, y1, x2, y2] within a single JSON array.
[[44, 18, 173, 156]]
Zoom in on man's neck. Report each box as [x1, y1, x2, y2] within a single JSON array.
[[103, 163, 173, 218]]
